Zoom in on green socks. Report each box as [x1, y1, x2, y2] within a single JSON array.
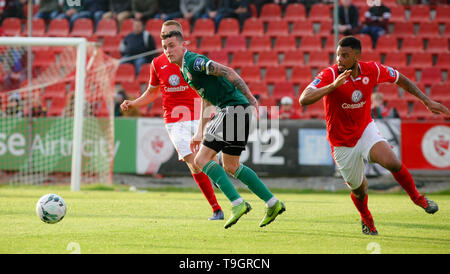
[[203, 160, 241, 202], [234, 164, 274, 203]]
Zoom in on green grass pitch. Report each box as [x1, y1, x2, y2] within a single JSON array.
[[1, 185, 449, 254]]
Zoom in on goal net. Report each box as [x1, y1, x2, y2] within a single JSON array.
[[0, 37, 119, 189]]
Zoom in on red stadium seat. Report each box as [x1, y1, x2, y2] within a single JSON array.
[[115, 63, 136, 83], [249, 35, 272, 52], [24, 18, 45, 36], [260, 3, 282, 23], [435, 5, 450, 24], [230, 51, 254, 68], [316, 22, 332, 38], [33, 50, 56, 69], [409, 53, 433, 69], [70, 18, 93, 38], [384, 52, 407, 68], [176, 18, 191, 37], [241, 18, 264, 37], [192, 18, 215, 38], [400, 36, 424, 53], [119, 18, 134, 37], [248, 82, 269, 98], [148, 96, 163, 117], [386, 99, 409, 118], [121, 82, 142, 99], [307, 51, 331, 69], [397, 66, 417, 82], [374, 35, 399, 53], [354, 34, 374, 50], [359, 51, 381, 63], [290, 66, 313, 85], [145, 18, 164, 38], [217, 18, 240, 37], [95, 18, 118, 38], [436, 53, 450, 70], [427, 37, 448, 54], [264, 66, 287, 84], [420, 67, 443, 85], [137, 63, 151, 84], [47, 19, 69, 37], [308, 4, 332, 23], [393, 22, 415, 38], [377, 83, 399, 101], [224, 35, 247, 52], [304, 100, 325, 119], [408, 5, 431, 24], [240, 66, 261, 83], [257, 51, 280, 68], [299, 35, 322, 53], [389, 6, 406, 24], [291, 20, 314, 37], [198, 35, 222, 54], [102, 36, 122, 57], [282, 50, 304, 68], [208, 50, 229, 66], [417, 22, 440, 39], [273, 35, 297, 53], [266, 19, 289, 37], [272, 81, 295, 101], [430, 83, 450, 101], [284, 3, 306, 23], [2, 17, 21, 36], [410, 101, 443, 120]]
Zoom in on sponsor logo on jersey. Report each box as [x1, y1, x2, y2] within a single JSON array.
[[342, 101, 366, 109], [387, 66, 396, 78], [161, 65, 168, 69], [168, 74, 180, 86], [311, 78, 321, 86], [193, 57, 205, 72], [351, 90, 363, 103]]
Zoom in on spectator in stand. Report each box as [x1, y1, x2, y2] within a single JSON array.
[[253, 0, 298, 17], [155, 0, 183, 21], [223, 0, 251, 31], [360, 1, 391, 48], [119, 19, 157, 75], [34, 0, 60, 21], [85, 0, 109, 30], [5, 92, 23, 117], [131, 0, 158, 24], [0, 0, 26, 24], [31, 94, 47, 117], [278, 96, 300, 119], [180, 0, 207, 25], [371, 92, 399, 119], [102, 0, 132, 30], [200, 0, 227, 30], [56, 0, 109, 30], [54, 0, 89, 29], [337, 0, 360, 36]]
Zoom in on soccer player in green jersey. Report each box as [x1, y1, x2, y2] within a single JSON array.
[[160, 21, 285, 229]]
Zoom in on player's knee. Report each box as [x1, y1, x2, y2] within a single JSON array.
[[194, 155, 208, 171], [384, 159, 402, 173], [223, 163, 239, 175]]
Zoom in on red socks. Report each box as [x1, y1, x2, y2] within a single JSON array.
[[391, 164, 427, 207], [192, 172, 222, 212], [351, 192, 376, 231]]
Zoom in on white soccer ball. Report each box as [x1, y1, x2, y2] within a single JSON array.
[[36, 194, 66, 224]]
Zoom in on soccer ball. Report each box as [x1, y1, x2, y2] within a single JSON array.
[[36, 194, 66, 224]]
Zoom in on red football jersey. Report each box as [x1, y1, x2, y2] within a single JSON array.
[[150, 54, 200, 123], [308, 61, 399, 147]]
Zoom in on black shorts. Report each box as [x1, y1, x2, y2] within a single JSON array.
[[203, 104, 251, 156]]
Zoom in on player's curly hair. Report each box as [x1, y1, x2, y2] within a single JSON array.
[[338, 36, 362, 52]]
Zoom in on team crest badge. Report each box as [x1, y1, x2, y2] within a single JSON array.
[[362, 77, 369, 85]]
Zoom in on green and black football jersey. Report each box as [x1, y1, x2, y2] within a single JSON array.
[[180, 50, 249, 108]]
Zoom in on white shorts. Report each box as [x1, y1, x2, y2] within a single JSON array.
[[165, 120, 200, 160], [332, 121, 387, 190]]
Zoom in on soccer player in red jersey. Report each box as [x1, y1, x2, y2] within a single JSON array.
[[299, 36, 450, 235], [121, 20, 224, 221]]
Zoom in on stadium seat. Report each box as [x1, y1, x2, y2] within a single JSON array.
[[359, 51, 381, 63], [70, 18, 93, 38], [282, 50, 304, 68], [397, 66, 417, 82], [264, 66, 287, 84], [410, 101, 443, 120], [119, 18, 134, 37], [33, 50, 56, 69], [2, 17, 21, 36], [249, 35, 272, 52], [383, 52, 407, 67], [258, 97, 277, 108], [436, 53, 450, 70], [291, 20, 314, 37], [217, 18, 240, 38], [47, 18, 70, 37], [389, 6, 406, 24], [290, 66, 313, 85], [393, 22, 415, 38], [223, 35, 247, 52], [316, 22, 332, 38], [408, 5, 431, 24], [400, 36, 424, 53], [102, 36, 122, 58], [192, 18, 215, 38], [137, 64, 151, 84], [259, 3, 282, 23], [377, 83, 399, 101], [145, 18, 164, 38], [148, 96, 163, 117], [417, 22, 440, 39], [230, 50, 254, 68], [386, 99, 409, 118], [121, 81, 142, 99], [420, 67, 443, 85], [241, 18, 264, 37], [435, 5, 450, 24], [198, 35, 222, 54], [283, 3, 306, 23], [409, 53, 433, 69], [208, 50, 229, 66], [308, 4, 332, 23], [299, 35, 323, 53], [374, 35, 399, 53], [115, 63, 136, 83], [257, 51, 280, 68], [430, 83, 450, 101], [272, 81, 295, 101], [240, 66, 261, 83], [266, 19, 289, 37], [306, 51, 331, 69], [273, 35, 297, 53], [176, 18, 191, 37], [304, 100, 325, 119], [426, 37, 448, 54], [95, 18, 118, 38], [354, 34, 374, 51], [248, 82, 269, 98], [24, 18, 45, 36]]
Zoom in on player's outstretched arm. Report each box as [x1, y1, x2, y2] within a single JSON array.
[[396, 73, 450, 116], [120, 85, 160, 112], [207, 61, 258, 111], [299, 69, 352, 106]]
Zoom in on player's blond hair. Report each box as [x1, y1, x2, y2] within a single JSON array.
[[162, 20, 183, 34]]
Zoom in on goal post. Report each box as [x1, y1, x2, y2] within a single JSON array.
[[0, 37, 118, 191]]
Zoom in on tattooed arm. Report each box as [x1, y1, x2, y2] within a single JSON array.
[[396, 73, 450, 116], [206, 61, 259, 109]]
